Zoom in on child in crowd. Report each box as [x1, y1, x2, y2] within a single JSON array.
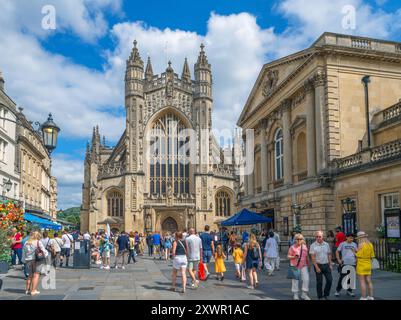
[[99, 234, 111, 270], [214, 244, 226, 281], [233, 243, 244, 280]]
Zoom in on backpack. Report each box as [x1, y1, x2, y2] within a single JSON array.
[[250, 245, 260, 260]]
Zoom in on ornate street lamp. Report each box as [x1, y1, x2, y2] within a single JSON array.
[[341, 197, 357, 234], [4, 178, 12, 193], [291, 202, 312, 233], [2, 178, 12, 196], [36, 113, 60, 154], [0, 106, 60, 155]]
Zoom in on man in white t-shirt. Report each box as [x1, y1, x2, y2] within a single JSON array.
[[310, 231, 333, 300], [264, 232, 278, 276], [83, 232, 91, 241], [185, 228, 203, 288], [335, 233, 357, 297], [49, 232, 63, 269], [60, 230, 74, 268], [272, 229, 281, 270]]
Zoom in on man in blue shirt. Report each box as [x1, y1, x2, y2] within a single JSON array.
[[152, 231, 162, 260], [242, 230, 249, 244], [199, 225, 215, 280], [114, 231, 130, 269]]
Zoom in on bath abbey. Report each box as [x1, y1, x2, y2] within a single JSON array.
[[80, 42, 238, 234]]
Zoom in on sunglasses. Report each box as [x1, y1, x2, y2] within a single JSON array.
[[296, 238, 303, 241], [315, 236, 323, 238]]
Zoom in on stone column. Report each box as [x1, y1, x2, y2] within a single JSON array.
[[313, 70, 327, 173], [247, 170, 254, 196], [282, 99, 293, 185], [260, 120, 269, 192], [304, 80, 317, 177], [243, 171, 249, 196]]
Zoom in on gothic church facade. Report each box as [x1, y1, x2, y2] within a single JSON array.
[[80, 42, 238, 234]]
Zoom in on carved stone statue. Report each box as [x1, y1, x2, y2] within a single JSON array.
[[262, 70, 279, 97]]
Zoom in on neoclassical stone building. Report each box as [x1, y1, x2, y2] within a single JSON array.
[[81, 42, 238, 234], [238, 32, 401, 239]]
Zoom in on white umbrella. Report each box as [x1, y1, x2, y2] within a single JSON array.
[[106, 223, 111, 238]]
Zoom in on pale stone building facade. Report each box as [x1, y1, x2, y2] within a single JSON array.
[[0, 71, 58, 217], [238, 33, 401, 239], [0, 71, 20, 201], [16, 110, 58, 218], [81, 42, 238, 234]]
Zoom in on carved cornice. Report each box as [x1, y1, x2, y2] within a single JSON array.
[[303, 78, 315, 93], [279, 98, 292, 114], [313, 69, 326, 87]]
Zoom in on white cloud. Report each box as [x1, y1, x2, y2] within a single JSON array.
[[52, 154, 84, 208], [273, 0, 401, 56], [0, 0, 122, 42]]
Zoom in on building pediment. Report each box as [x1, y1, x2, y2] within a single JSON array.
[[237, 48, 314, 127]]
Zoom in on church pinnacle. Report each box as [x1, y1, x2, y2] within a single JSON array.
[[127, 39, 144, 68], [145, 56, 154, 80], [181, 58, 191, 82], [196, 43, 210, 68]]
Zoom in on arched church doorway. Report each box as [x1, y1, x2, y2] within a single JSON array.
[[162, 217, 178, 233]]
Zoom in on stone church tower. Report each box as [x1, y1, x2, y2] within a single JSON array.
[[81, 41, 238, 234]]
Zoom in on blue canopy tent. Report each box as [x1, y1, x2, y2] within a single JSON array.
[[24, 213, 62, 230], [221, 208, 272, 226]]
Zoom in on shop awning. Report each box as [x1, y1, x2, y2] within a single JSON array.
[[24, 213, 62, 230], [221, 208, 273, 227]]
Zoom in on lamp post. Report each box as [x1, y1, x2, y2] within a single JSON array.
[[35, 113, 60, 154], [2, 178, 12, 196], [341, 197, 357, 234], [291, 202, 312, 233], [0, 107, 60, 155]]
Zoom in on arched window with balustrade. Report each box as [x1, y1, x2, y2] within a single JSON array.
[[107, 190, 124, 217]]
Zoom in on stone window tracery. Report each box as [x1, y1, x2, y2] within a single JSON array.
[[107, 190, 124, 217], [215, 191, 231, 217], [149, 112, 190, 195]]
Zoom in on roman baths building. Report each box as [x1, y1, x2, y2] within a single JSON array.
[[81, 42, 238, 234], [238, 33, 401, 239]]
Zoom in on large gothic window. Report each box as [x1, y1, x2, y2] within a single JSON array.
[[215, 191, 231, 217], [107, 191, 124, 217], [149, 112, 190, 195], [274, 128, 284, 180]]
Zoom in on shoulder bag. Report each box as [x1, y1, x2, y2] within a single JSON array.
[[35, 241, 46, 262], [371, 258, 380, 270], [287, 245, 303, 280]]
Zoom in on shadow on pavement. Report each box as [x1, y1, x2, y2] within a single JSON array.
[[3, 288, 26, 294]]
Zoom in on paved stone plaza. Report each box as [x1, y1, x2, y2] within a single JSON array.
[[1, 254, 401, 300]]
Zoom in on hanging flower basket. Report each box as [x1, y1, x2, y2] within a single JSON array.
[[0, 200, 26, 232]]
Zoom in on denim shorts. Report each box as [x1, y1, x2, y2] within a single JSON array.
[[203, 250, 213, 263], [61, 248, 71, 257]]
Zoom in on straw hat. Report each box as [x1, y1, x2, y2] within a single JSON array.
[[356, 231, 368, 239]]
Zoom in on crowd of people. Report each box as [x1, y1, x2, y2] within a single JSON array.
[[8, 225, 377, 300]]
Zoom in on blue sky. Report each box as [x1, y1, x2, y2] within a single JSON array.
[[1, 0, 400, 209]]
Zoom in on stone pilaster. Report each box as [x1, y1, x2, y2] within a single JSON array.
[[260, 119, 269, 192], [304, 79, 317, 177], [313, 70, 327, 173], [282, 99, 293, 185]]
